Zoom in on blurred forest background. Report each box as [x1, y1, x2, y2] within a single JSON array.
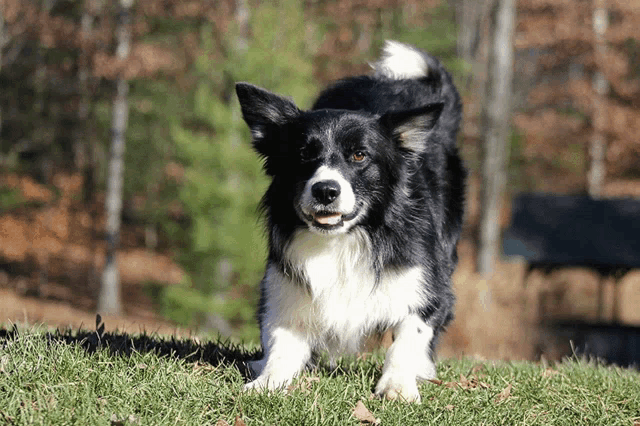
[[0, 0, 639, 361]]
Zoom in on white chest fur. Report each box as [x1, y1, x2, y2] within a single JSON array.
[[265, 229, 428, 354]]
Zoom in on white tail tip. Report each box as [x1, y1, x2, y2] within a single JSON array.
[[371, 40, 429, 80]]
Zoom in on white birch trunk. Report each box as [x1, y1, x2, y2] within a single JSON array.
[[477, 0, 516, 276], [588, 0, 609, 198], [98, 0, 133, 315]]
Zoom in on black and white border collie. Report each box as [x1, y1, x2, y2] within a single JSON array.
[[236, 40, 465, 403]]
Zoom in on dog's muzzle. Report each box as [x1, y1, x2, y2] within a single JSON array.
[[298, 167, 359, 231]]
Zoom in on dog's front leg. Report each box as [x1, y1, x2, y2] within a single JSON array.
[[375, 314, 436, 403], [244, 323, 311, 392]]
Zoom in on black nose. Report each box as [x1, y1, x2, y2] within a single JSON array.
[[311, 180, 341, 205]]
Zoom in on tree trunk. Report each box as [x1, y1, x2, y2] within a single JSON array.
[[98, 0, 133, 315], [588, 0, 608, 198], [74, 0, 94, 172], [454, 0, 492, 67], [235, 0, 249, 54], [0, 1, 4, 145], [477, 0, 516, 276], [201, 0, 251, 336], [82, 0, 103, 296]]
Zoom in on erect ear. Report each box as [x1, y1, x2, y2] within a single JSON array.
[[235, 83, 300, 153], [380, 103, 444, 153]]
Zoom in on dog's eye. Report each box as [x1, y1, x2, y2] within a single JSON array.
[[300, 143, 320, 162], [352, 151, 366, 162]]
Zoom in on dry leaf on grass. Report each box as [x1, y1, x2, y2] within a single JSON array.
[[494, 383, 513, 404], [192, 361, 216, 373], [428, 374, 490, 390], [459, 374, 471, 388], [286, 375, 320, 394], [458, 374, 490, 390], [353, 400, 380, 425], [215, 417, 245, 426], [0, 354, 7, 372], [470, 364, 486, 375], [110, 414, 139, 425]]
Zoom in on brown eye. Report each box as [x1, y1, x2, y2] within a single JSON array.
[[352, 151, 366, 162]]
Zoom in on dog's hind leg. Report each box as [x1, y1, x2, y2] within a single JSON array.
[[374, 314, 436, 403]]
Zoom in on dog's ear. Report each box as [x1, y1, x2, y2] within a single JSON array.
[[380, 103, 444, 153], [236, 83, 300, 155]]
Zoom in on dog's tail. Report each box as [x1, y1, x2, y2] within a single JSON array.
[[371, 40, 436, 80], [372, 40, 461, 150]]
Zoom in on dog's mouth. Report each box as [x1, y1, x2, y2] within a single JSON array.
[[313, 211, 343, 226], [304, 209, 359, 231]]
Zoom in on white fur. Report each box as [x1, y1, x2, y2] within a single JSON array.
[[245, 228, 431, 393], [250, 128, 264, 140], [375, 315, 435, 403], [372, 40, 429, 80], [299, 166, 360, 233]]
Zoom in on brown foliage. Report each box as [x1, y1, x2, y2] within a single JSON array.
[[92, 43, 184, 80], [515, 0, 640, 193]]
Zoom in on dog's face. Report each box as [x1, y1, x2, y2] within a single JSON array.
[[291, 110, 395, 234], [236, 83, 443, 235]]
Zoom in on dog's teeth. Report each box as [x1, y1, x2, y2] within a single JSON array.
[[315, 214, 342, 225]]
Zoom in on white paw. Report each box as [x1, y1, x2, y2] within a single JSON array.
[[375, 371, 422, 403], [243, 372, 293, 393], [243, 376, 271, 392]]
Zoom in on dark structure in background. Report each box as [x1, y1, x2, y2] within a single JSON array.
[[504, 193, 640, 367], [552, 322, 640, 368], [504, 194, 640, 271]]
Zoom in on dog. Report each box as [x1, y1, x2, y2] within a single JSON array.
[[235, 40, 465, 403]]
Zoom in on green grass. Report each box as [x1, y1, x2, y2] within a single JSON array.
[[1, 324, 639, 425]]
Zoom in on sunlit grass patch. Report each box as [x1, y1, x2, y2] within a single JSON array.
[[1, 324, 638, 425]]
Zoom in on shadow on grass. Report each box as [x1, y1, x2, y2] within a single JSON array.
[[0, 315, 261, 380]]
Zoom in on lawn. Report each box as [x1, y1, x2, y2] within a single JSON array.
[[1, 319, 639, 426]]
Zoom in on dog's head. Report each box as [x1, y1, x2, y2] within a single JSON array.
[[236, 82, 443, 235]]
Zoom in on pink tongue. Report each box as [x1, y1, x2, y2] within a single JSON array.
[[315, 213, 342, 225]]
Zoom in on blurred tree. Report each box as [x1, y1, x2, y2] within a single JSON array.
[[477, 0, 516, 276], [0, 0, 4, 148], [452, 0, 492, 147], [166, 0, 318, 338], [77, 0, 101, 294], [453, 0, 491, 77], [76, 0, 97, 187], [99, 0, 134, 315], [588, 0, 609, 198]]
